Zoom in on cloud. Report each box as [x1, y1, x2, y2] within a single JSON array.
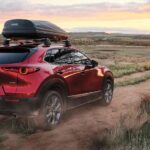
[[0, 0, 150, 34], [0, 0, 30, 11], [147, 0, 150, 3], [0, 0, 149, 15]]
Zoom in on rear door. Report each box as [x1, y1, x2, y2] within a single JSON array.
[[0, 47, 29, 96], [58, 64, 85, 95], [45, 48, 85, 95]]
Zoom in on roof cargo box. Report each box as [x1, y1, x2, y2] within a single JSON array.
[[2, 19, 68, 41]]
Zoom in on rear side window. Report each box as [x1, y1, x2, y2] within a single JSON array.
[[45, 48, 90, 65], [45, 48, 74, 64], [0, 49, 29, 64]]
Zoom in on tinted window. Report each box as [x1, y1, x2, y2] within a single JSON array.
[[70, 52, 88, 64], [45, 49, 90, 65], [55, 51, 73, 64], [0, 51, 29, 64], [45, 49, 72, 64]]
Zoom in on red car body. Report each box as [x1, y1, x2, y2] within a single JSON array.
[[0, 44, 114, 116]]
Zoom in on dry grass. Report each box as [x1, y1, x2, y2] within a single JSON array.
[[139, 95, 150, 116], [11, 117, 37, 135], [91, 95, 150, 150], [109, 63, 150, 78], [0, 117, 36, 136], [71, 39, 150, 46], [69, 32, 150, 46], [116, 73, 150, 87]]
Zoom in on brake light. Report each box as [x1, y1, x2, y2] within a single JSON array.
[[1, 67, 40, 75], [19, 67, 40, 75]]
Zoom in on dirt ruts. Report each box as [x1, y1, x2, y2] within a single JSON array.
[[0, 80, 150, 150]]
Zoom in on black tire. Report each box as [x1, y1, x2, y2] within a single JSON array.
[[101, 79, 113, 106], [36, 91, 65, 130]]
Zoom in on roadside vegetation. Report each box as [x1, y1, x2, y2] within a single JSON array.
[[69, 32, 150, 46], [91, 95, 150, 150], [109, 63, 150, 78], [71, 38, 150, 46], [116, 73, 150, 87]]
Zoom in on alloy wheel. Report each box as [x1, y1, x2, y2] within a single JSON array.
[[45, 94, 62, 125]]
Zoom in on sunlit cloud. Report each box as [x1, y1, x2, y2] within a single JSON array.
[[0, 0, 150, 34]]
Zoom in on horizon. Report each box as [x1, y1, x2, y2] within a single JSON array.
[[0, 0, 150, 34]]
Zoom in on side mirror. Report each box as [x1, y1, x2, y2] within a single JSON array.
[[85, 60, 98, 69], [91, 60, 98, 67]]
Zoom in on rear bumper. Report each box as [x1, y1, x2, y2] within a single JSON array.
[[0, 97, 40, 116]]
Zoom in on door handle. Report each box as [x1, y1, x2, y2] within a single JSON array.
[[9, 81, 16, 85], [57, 71, 63, 75]]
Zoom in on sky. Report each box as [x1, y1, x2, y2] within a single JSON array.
[[0, 0, 150, 34]]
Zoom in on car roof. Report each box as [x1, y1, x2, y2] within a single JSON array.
[[37, 44, 77, 51]]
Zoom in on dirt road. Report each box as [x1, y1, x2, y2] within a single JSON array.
[[1, 80, 150, 150]]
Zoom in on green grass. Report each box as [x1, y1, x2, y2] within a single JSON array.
[[109, 64, 150, 78], [116, 74, 150, 87]]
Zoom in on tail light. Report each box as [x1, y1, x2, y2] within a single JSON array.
[[1, 67, 40, 75]]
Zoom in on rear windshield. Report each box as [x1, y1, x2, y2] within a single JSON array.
[[0, 49, 29, 64]]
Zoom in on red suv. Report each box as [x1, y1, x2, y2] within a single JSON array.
[[0, 19, 114, 130], [0, 43, 114, 129]]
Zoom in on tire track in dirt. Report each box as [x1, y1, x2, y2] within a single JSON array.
[[1, 80, 150, 150]]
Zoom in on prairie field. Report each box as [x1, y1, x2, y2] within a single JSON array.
[[0, 33, 150, 150], [69, 32, 150, 81]]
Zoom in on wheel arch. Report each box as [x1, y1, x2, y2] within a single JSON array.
[[103, 71, 114, 89], [36, 77, 69, 105]]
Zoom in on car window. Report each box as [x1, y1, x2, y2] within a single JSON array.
[[45, 48, 91, 65], [70, 52, 88, 64], [45, 48, 72, 64], [0, 49, 30, 64]]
